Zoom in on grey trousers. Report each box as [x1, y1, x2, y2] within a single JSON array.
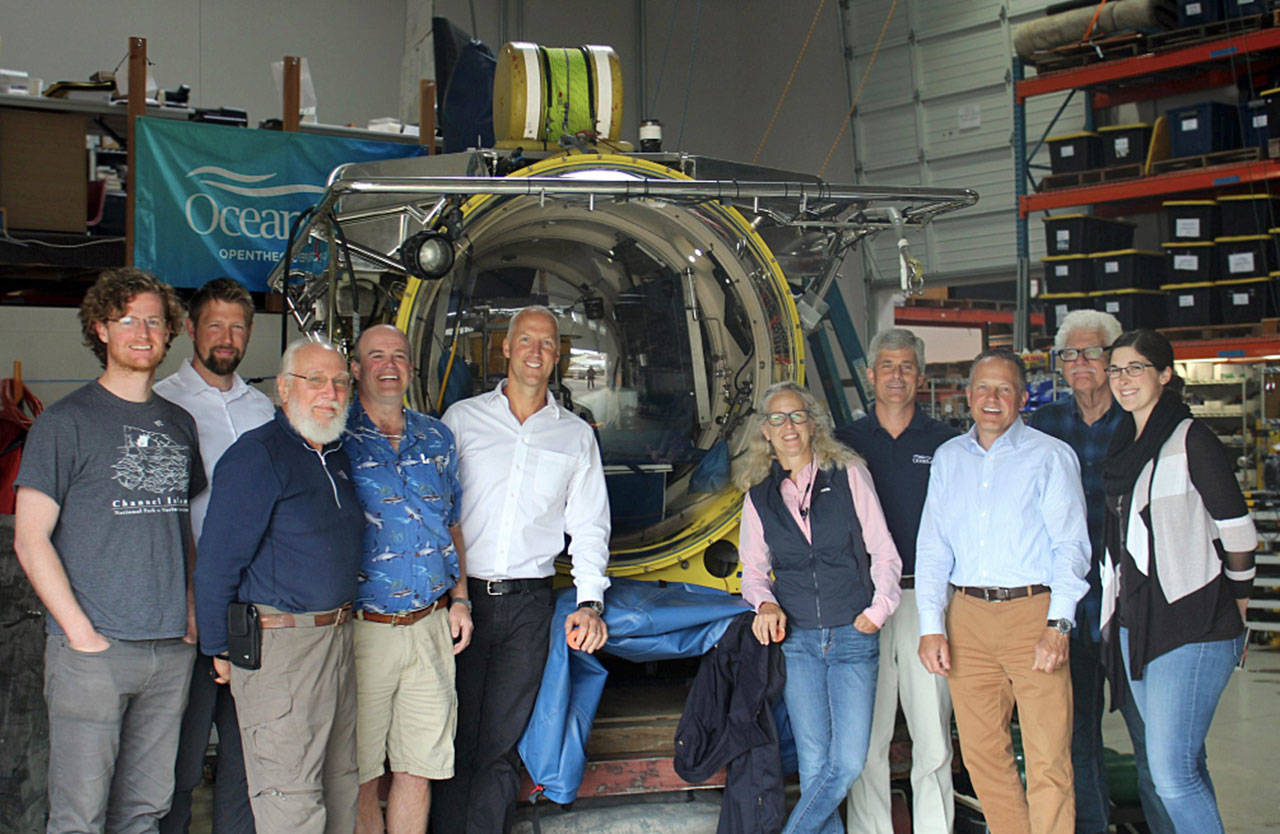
[[230, 616, 357, 834], [44, 635, 196, 834]]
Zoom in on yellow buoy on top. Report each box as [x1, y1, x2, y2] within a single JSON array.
[[493, 42, 624, 147]]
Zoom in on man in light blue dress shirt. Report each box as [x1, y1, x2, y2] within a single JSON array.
[[916, 349, 1089, 834]]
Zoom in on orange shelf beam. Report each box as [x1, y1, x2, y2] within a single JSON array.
[[1171, 334, 1280, 360], [895, 306, 1045, 327], [1016, 27, 1280, 103], [1020, 159, 1280, 216]]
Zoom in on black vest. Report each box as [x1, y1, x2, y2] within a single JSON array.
[[748, 463, 872, 630]]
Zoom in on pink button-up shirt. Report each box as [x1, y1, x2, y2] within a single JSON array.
[[739, 460, 902, 628]]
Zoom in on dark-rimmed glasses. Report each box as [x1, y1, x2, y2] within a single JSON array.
[[1104, 363, 1156, 379], [1056, 346, 1106, 362], [764, 410, 810, 426]]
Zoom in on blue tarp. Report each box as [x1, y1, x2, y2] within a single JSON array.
[[516, 579, 753, 804]]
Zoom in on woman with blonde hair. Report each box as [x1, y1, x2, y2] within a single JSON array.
[[737, 381, 902, 834]]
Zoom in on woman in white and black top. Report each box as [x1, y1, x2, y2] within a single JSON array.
[[1100, 329, 1256, 834]]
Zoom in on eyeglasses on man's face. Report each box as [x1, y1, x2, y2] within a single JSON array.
[[764, 409, 811, 426], [288, 372, 353, 393], [1104, 363, 1156, 379], [1055, 346, 1106, 362], [112, 315, 166, 331]]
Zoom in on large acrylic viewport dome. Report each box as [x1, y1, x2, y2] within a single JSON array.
[[270, 152, 978, 589]]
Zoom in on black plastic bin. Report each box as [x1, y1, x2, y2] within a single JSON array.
[[1178, 0, 1223, 25], [1090, 249, 1169, 290], [1092, 289, 1166, 329], [1166, 102, 1240, 157], [1042, 255, 1092, 294], [1040, 292, 1092, 333], [1217, 275, 1277, 323], [1263, 86, 1280, 140], [1164, 200, 1219, 241], [1216, 234, 1276, 281], [1218, 194, 1280, 236], [1225, 0, 1265, 17], [1043, 213, 1135, 254], [1047, 132, 1103, 174], [1241, 99, 1270, 148], [1098, 123, 1152, 168], [1164, 241, 1217, 283], [1163, 281, 1221, 327]]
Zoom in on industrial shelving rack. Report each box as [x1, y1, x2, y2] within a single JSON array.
[[1013, 23, 1280, 361]]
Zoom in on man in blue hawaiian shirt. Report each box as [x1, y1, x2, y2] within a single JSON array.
[[343, 324, 473, 834]]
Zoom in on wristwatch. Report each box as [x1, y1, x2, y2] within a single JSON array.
[[578, 600, 604, 616], [1047, 618, 1072, 635], [450, 596, 473, 613]]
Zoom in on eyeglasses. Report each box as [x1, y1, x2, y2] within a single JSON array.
[[1104, 363, 1156, 379], [1055, 346, 1106, 362], [112, 315, 166, 331], [764, 409, 811, 426], [288, 372, 353, 392]]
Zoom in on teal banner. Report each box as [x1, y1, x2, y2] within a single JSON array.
[[134, 118, 425, 291]]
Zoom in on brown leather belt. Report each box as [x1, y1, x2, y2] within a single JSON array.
[[899, 576, 915, 590], [354, 597, 448, 626], [258, 603, 353, 629], [953, 584, 1050, 602]]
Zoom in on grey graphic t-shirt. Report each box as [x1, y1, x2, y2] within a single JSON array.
[[16, 382, 204, 640]]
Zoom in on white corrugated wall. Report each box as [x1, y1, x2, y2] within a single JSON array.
[[841, 0, 1090, 303]]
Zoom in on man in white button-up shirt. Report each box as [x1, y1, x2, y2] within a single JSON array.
[[434, 305, 610, 834], [154, 278, 273, 834]]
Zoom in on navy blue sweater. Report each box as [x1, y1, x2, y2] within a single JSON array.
[[195, 410, 363, 656]]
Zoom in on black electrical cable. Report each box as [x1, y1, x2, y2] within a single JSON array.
[[280, 204, 317, 354]]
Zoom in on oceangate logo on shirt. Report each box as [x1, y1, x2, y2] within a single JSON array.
[[912, 454, 933, 465]]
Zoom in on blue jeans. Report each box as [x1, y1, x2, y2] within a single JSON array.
[[1072, 634, 1174, 834], [1116, 676, 1176, 834], [780, 625, 878, 834], [1119, 627, 1243, 834]]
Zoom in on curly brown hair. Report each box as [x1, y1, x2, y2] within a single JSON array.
[[79, 268, 186, 367]]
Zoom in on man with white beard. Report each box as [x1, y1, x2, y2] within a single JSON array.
[[194, 338, 364, 834]]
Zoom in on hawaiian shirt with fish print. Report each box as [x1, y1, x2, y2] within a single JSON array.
[[343, 400, 462, 614]]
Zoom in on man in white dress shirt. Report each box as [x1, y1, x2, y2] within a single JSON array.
[[155, 278, 274, 834], [433, 305, 611, 834]]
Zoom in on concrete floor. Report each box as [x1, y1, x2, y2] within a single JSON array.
[[1100, 644, 1280, 833], [188, 646, 1280, 833]]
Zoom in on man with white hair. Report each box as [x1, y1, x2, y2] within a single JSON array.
[[194, 338, 364, 834], [1029, 310, 1173, 834]]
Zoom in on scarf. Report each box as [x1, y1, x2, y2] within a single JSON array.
[[1101, 388, 1191, 500], [1099, 387, 1192, 695]]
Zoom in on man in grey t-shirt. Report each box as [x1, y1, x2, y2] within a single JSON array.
[[14, 268, 204, 834]]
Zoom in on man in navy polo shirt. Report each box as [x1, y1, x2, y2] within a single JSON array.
[[1029, 310, 1172, 834], [838, 327, 957, 834]]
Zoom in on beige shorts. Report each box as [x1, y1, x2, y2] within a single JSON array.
[[354, 606, 457, 782]]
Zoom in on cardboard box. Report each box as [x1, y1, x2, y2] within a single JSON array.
[[0, 108, 87, 232]]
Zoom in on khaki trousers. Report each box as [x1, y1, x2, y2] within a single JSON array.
[[231, 613, 357, 834], [947, 591, 1074, 834]]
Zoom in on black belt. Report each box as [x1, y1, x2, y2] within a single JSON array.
[[953, 584, 1050, 602], [900, 576, 915, 590], [468, 576, 553, 596]]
